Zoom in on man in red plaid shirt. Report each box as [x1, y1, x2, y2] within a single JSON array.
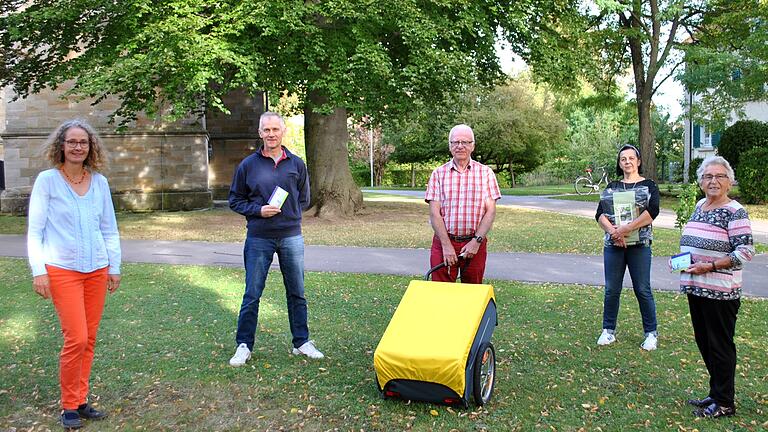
[[425, 124, 501, 283]]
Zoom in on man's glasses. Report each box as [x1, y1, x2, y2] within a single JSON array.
[[702, 174, 729, 182], [449, 140, 474, 147], [64, 140, 90, 149]]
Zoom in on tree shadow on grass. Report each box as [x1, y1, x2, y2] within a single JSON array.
[[0, 261, 375, 431]]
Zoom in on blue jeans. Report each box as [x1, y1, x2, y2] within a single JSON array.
[[602, 244, 657, 335], [236, 235, 309, 350]]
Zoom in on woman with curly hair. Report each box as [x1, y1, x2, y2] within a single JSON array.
[[27, 119, 121, 429]]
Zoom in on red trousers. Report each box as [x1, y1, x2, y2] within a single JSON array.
[[429, 235, 488, 284], [47, 265, 108, 410]]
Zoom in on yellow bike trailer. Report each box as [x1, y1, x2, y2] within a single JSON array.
[[373, 263, 497, 407]]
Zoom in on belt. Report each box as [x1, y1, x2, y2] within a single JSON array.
[[448, 234, 475, 242]]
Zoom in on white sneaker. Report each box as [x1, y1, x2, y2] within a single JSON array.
[[292, 340, 324, 359], [641, 333, 658, 351], [597, 329, 616, 346], [229, 343, 251, 366]]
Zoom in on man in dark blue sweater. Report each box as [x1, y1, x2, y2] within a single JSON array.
[[228, 112, 324, 366]]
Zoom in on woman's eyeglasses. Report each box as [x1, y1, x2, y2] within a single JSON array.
[[702, 174, 729, 182], [64, 140, 90, 149]]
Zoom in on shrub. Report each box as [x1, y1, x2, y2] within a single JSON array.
[[381, 168, 432, 187], [688, 158, 703, 183], [717, 120, 768, 170], [736, 147, 768, 204], [350, 163, 371, 187], [676, 182, 701, 230]]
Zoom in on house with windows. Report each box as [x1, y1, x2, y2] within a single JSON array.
[[683, 94, 768, 182]]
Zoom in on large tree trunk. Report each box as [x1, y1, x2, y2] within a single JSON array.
[[623, 9, 659, 181], [304, 90, 363, 218], [636, 96, 657, 181]]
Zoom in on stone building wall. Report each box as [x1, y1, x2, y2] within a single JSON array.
[[206, 89, 265, 199], [0, 84, 212, 213]]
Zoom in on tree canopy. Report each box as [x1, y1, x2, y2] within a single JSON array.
[[0, 0, 530, 123], [0, 0, 551, 216], [519, 0, 752, 181], [678, 0, 768, 129], [460, 79, 566, 186], [388, 77, 566, 186]]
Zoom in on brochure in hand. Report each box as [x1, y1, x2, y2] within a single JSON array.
[[268, 186, 289, 209], [670, 252, 692, 272], [612, 191, 640, 243]]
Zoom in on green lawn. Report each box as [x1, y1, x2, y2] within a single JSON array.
[[366, 184, 578, 196], [552, 187, 768, 222], [0, 193, 691, 256], [1, 258, 766, 431], [3, 192, 764, 256], [552, 193, 681, 211]]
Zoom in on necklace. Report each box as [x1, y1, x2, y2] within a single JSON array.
[[622, 180, 638, 191], [60, 167, 88, 185]]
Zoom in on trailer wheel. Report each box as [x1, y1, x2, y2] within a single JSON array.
[[472, 342, 496, 406]]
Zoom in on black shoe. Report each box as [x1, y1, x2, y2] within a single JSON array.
[[694, 402, 736, 418], [60, 410, 82, 429], [77, 403, 108, 420], [687, 396, 714, 408]]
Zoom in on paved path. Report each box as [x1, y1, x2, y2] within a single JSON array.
[[369, 189, 768, 243], [3, 234, 767, 297]]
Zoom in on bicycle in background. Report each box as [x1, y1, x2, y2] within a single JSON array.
[[574, 166, 609, 195]]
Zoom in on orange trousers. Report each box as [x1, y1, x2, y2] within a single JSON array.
[[47, 265, 108, 410]]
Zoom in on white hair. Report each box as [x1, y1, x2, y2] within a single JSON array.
[[448, 124, 474, 143], [697, 156, 735, 183], [259, 112, 286, 131]]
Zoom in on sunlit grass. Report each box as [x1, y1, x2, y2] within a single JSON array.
[[1, 258, 766, 431], [553, 192, 683, 211], [1, 193, 764, 255], [0, 201, 707, 256]]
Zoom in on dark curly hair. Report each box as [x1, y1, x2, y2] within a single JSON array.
[[42, 119, 109, 172]]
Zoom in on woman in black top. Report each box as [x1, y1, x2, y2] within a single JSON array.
[[594, 144, 660, 351]]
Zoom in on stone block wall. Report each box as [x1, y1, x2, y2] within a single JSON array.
[[1, 84, 213, 212], [207, 89, 264, 198]]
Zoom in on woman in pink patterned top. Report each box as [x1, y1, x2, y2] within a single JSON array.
[[678, 156, 754, 419]]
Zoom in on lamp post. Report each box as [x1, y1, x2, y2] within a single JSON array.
[[369, 127, 374, 187]]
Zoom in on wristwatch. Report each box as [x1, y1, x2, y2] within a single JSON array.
[[474, 235, 484, 243]]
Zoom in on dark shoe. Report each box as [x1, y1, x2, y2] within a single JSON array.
[[60, 410, 82, 429], [694, 402, 736, 418], [77, 403, 108, 420], [687, 396, 715, 408]]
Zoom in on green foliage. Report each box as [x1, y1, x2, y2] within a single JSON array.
[[679, 1, 768, 130], [538, 89, 638, 183], [717, 120, 768, 171], [523, 1, 719, 180], [0, 0, 536, 126], [388, 77, 566, 183], [458, 77, 567, 183], [386, 95, 457, 166], [675, 183, 701, 230], [349, 164, 432, 188], [736, 147, 768, 204], [688, 157, 704, 184], [349, 162, 371, 188]]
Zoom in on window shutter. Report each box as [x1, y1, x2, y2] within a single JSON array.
[[712, 132, 721, 147], [693, 124, 701, 148]]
